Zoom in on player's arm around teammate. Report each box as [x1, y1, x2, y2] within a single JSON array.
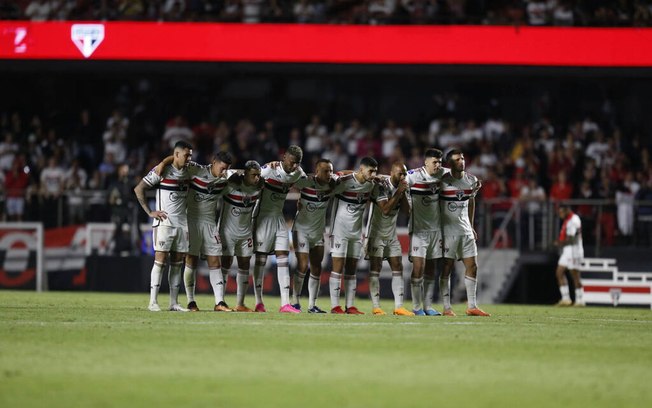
[[134, 140, 193, 312], [440, 149, 490, 317], [290, 159, 338, 313], [328, 157, 378, 314], [220, 161, 263, 312], [366, 162, 415, 316]]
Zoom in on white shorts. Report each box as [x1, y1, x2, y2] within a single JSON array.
[[221, 233, 254, 258], [558, 245, 584, 269], [330, 235, 362, 259], [188, 222, 222, 257], [293, 229, 324, 254], [153, 225, 189, 253], [443, 234, 477, 260], [409, 231, 443, 260], [255, 215, 290, 254], [6, 197, 25, 216], [364, 235, 402, 260]]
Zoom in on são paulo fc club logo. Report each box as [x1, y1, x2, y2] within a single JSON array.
[[456, 190, 465, 200], [242, 195, 251, 207], [71, 24, 105, 58]]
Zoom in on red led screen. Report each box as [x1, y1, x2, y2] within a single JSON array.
[[1, 22, 651, 66]]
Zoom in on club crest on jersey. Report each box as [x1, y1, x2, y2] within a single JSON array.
[[242, 195, 251, 207], [71, 24, 105, 58], [316, 191, 325, 201], [356, 193, 365, 203], [430, 184, 439, 193], [456, 190, 465, 200]]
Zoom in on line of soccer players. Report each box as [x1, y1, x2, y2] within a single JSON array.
[[134, 141, 490, 316]]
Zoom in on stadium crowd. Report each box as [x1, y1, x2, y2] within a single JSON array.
[[2, 0, 652, 27]]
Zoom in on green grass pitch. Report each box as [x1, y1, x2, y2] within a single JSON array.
[[1, 291, 651, 408]]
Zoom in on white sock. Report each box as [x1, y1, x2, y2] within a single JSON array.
[[369, 271, 381, 308], [440, 276, 451, 310], [253, 260, 265, 305], [293, 271, 306, 305], [575, 287, 584, 304], [411, 277, 423, 311], [149, 261, 164, 305], [424, 278, 436, 310], [329, 272, 342, 308], [465, 276, 477, 309], [168, 261, 183, 307], [560, 284, 570, 301], [210, 267, 224, 304], [277, 255, 290, 306], [236, 269, 249, 307], [183, 265, 196, 303], [391, 271, 404, 309], [344, 274, 356, 308], [308, 274, 320, 308]]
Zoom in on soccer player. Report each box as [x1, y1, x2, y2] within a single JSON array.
[[290, 158, 338, 313], [219, 161, 263, 312], [253, 146, 306, 313], [154, 151, 235, 311], [329, 156, 378, 314], [134, 140, 193, 312], [440, 148, 490, 316], [553, 204, 585, 306], [365, 162, 414, 316], [406, 148, 446, 316]]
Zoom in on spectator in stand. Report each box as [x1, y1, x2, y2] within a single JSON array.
[[553, 1, 575, 26], [596, 171, 616, 246], [381, 119, 403, 158], [507, 168, 528, 199], [520, 176, 547, 248], [103, 121, 128, 165], [64, 158, 88, 224], [220, 0, 242, 22], [40, 156, 66, 228], [4, 156, 30, 222], [550, 171, 574, 201], [304, 114, 327, 162], [574, 179, 597, 245], [321, 141, 348, 171], [526, 0, 551, 26], [356, 131, 382, 160], [585, 131, 609, 168], [162, 115, 194, 150], [25, 0, 52, 21], [615, 172, 640, 243], [0, 132, 18, 171]]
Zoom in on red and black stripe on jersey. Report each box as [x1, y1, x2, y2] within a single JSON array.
[[300, 187, 332, 202], [440, 189, 473, 202], [335, 190, 371, 204], [223, 193, 259, 208], [409, 182, 439, 196], [158, 178, 188, 192], [264, 177, 290, 194], [190, 177, 227, 195]]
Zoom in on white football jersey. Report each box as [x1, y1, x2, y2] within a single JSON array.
[[218, 181, 262, 239], [255, 161, 306, 218], [440, 171, 480, 236], [561, 213, 583, 250], [329, 173, 374, 239], [142, 164, 190, 228], [292, 175, 337, 235], [186, 164, 233, 224], [366, 175, 402, 239], [406, 166, 446, 234]]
